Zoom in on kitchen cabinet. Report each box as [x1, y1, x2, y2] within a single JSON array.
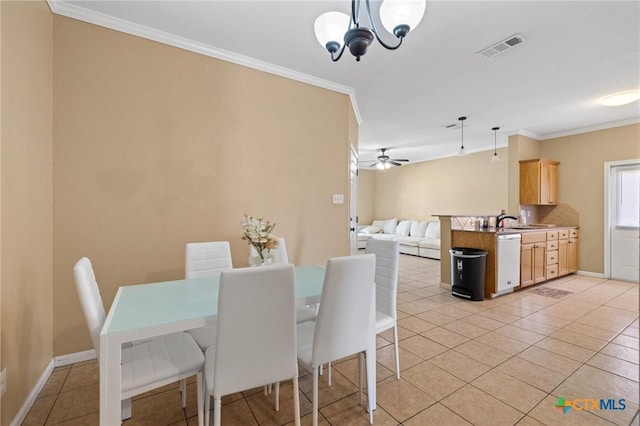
[[520, 232, 547, 287], [557, 229, 579, 276], [519, 158, 560, 205]]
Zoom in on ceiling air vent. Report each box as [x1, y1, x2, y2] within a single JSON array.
[[478, 34, 524, 58]]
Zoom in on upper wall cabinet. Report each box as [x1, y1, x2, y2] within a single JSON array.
[[519, 158, 560, 205]]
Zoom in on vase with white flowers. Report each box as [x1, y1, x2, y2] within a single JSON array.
[[241, 214, 279, 266]]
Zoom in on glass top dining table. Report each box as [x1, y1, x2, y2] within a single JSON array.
[[98, 264, 326, 426]]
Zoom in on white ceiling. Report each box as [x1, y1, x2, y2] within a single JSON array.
[[52, 0, 640, 166]]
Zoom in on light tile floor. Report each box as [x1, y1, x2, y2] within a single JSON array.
[[23, 255, 639, 425]]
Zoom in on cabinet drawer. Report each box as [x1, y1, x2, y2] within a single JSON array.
[[546, 264, 558, 279], [559, 230, 569, 239], [547, 241, 558, 251], [522, 232, 547, 244], [546, 250, 558, 265], [570, 229, 579, 238], [547, 231, 558, 240]]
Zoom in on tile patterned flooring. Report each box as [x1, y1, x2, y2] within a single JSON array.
[[23, 255, 639, 425]]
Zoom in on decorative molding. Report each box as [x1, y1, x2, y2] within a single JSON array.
[[46, 0, 362, 124], [54, 349, 97, 367], [541, 117, 640, 140], [9, 360, 54, 426], [576, 270, 605, 279]]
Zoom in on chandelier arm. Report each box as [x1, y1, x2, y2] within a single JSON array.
[[364, 0, 404, 50], [330, 43, 348, 62], [352, 0, 360, 26]]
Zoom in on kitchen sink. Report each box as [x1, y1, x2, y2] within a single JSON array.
[[510, 224, 557, 230]]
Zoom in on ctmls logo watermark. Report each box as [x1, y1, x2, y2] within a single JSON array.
[[555, 397, 627, 414]]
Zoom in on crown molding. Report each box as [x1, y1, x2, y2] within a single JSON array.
[[47, 0, 362, 124], [540, 117, 640, 140]]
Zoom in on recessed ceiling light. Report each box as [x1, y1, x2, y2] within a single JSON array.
[[600, 90, 640, 106]]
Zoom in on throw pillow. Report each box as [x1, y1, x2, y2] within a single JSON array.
[[425, 221, 441, 239], [412, 221, 429, 237], [382, 218, 398, 234], [396, 220, 412, 236], [360, 226, 381, 234]]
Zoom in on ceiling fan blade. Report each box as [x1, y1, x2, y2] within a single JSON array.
[[391, 159, 409, 162], [389, 161, 403, 166], [369, 161, 381, 168]]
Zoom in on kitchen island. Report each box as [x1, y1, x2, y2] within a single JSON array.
[[437, 215, 578, 299]]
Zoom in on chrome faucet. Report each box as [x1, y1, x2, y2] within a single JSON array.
[[496, 214, 518, 228]]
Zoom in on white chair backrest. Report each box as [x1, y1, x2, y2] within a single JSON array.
[[214, 264, 298, 397], [185, 241, 233, 279], [248, 237, 289, 264], [73, 257, 106, 355], [366, 239, 400, 319], [312, 254, 376, 366]]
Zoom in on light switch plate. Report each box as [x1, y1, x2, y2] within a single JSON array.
[[332, 194, 344, 204]]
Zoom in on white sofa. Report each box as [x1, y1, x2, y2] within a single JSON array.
[[357, 218, 441, 260]]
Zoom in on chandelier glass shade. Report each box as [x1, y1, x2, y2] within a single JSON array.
[[491, 127, 500, 162], [314, 0, 426, 62]]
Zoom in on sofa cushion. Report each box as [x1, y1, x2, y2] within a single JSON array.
[[370, 233, 396, 241], [382, 218, 398, 234], [395, 237, 422, 247], [425, 221, 441, 240], [418, 239, 440, 250], [359, 225, 381, 234], [410, 221, 429, 237], [371, 220, 385, 229], [396, 220, 412, 236]]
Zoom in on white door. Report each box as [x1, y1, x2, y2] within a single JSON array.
[[606, 160, 640, 282], [350, 146, 358, 255]]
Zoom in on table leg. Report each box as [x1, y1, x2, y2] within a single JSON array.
[[100, 333, 122, 425]]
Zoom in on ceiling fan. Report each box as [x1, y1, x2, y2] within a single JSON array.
[[361, 148, 409, 169]]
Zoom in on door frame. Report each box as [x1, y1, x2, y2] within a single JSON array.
[[603, 158, 640, 279]]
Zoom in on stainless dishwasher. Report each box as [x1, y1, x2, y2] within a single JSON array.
[[494, 233, 521, 297]]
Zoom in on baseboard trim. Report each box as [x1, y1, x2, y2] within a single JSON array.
[[576, 270, 605, 279], [10, 359, 54, 426], [54, 349, 97, 367]]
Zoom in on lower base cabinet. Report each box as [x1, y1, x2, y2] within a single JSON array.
[[520, 228, 578, 287]]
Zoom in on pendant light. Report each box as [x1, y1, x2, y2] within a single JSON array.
[[491, 127, 500, 162], [458, 116, 467, 156]]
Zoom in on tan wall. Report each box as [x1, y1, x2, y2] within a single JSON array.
[[1, 1, 54, 424], [52, 17, 353, 355], [540, 124, 640, 274], [358, 169, 375, 224], [371, 148, 509, 220]]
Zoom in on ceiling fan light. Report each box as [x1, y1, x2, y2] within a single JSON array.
[[600, 90, 640, 106], [314, 11, 350, 49], [380, 0, 426, 35]]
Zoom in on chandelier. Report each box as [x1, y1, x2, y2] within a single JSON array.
[[314, 0, 427, 62]]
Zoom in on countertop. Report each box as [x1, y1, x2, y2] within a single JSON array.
[[453, 225, 578, 235]]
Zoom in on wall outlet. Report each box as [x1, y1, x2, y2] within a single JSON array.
[[332, 194, 344, 204], [1, 367, 6, 397]]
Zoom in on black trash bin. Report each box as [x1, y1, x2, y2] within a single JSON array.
[[450, 247, 488, 301]]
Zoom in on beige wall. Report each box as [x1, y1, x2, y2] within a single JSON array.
[[369, 148, 510, 220], [52, 17, 353, 355], [1, 1, 54, 424], [539, 124, 640, 274]]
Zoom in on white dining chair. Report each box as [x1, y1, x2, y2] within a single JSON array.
[[366, 238, 401, 379], [204, 264, 301, 426], [73, 257, 205, 425], [296, 254, 377, 426], [185, 241, 233, 351], [248, 237, 317, 324]]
